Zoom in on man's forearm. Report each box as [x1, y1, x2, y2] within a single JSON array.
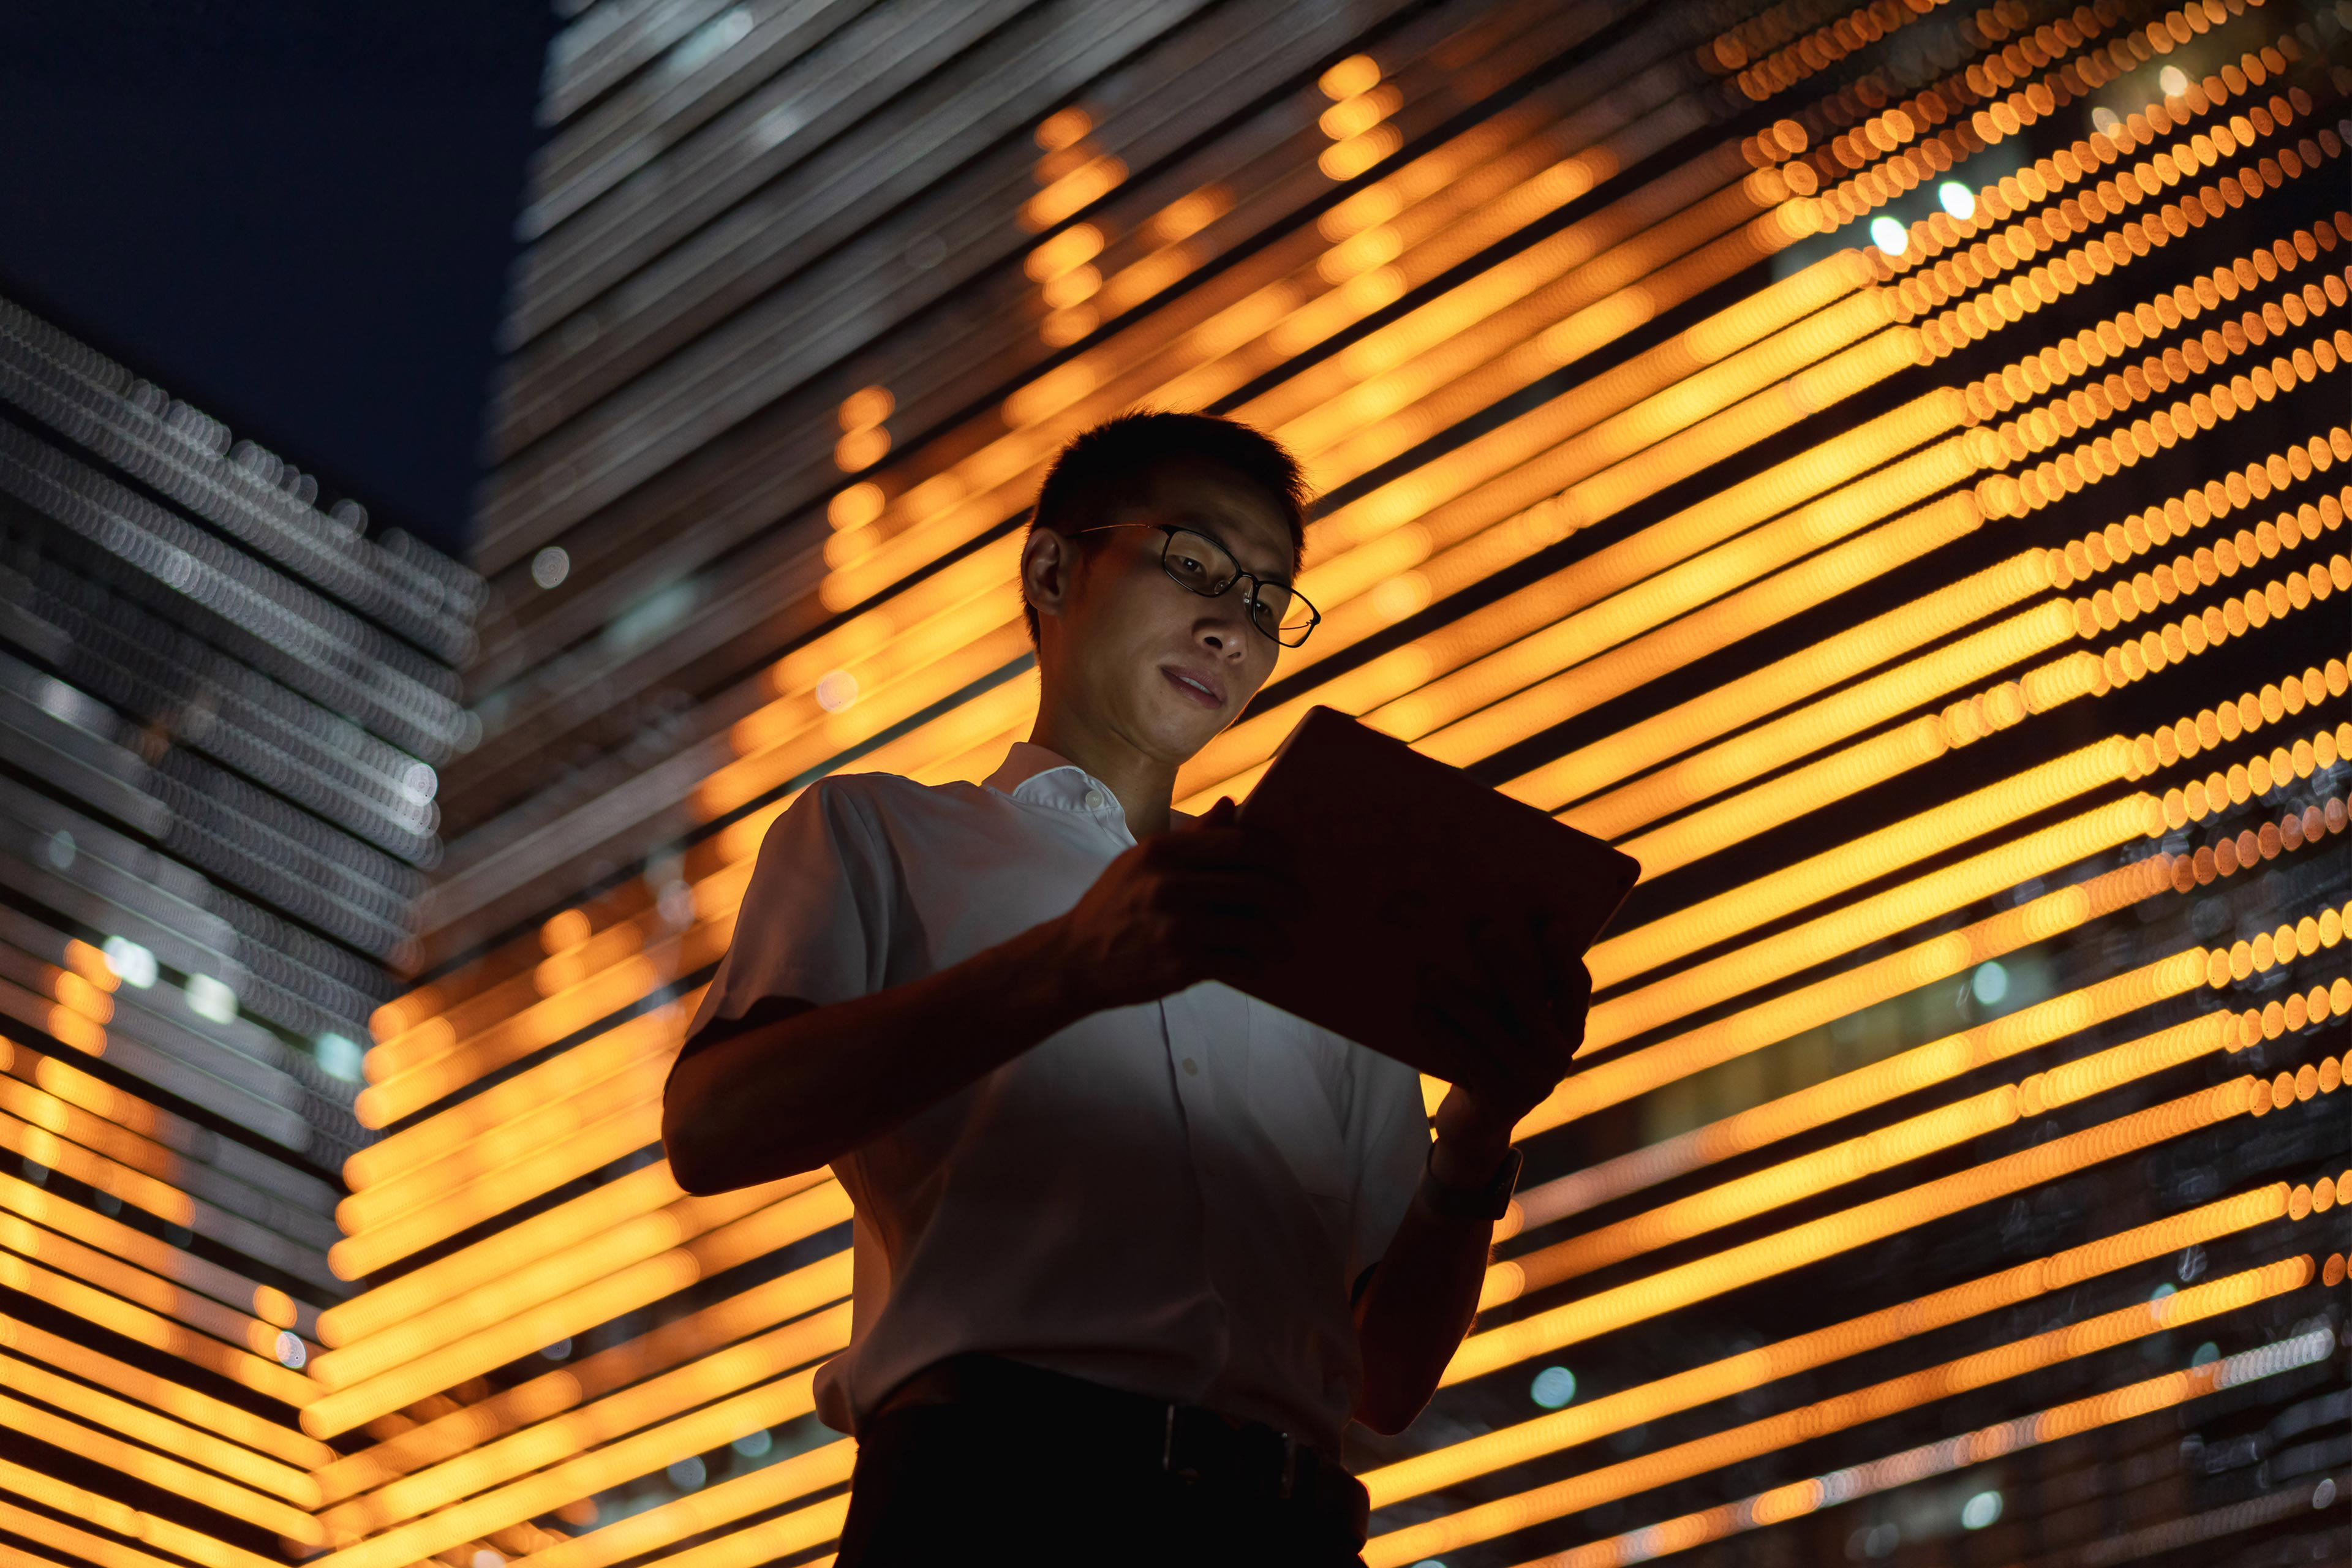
[[662, 917, 1093, 1192], [1352, 1132, 1514, 1434]]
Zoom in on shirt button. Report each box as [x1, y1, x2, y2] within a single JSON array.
[[1083, 789, 1106, 810], [1182, 1057, 1199, 1076]]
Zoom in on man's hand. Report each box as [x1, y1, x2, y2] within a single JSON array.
[[1049, 797, 1300, 1012], [1417, 914, 1594, 1181]]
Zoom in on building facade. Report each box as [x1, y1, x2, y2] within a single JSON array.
[[27, 1, 2350, 1565], [0, 292, 480, 1561]]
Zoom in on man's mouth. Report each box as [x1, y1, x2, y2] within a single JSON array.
[[1160, 665, 1226, 708]]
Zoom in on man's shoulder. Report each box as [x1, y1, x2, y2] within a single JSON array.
[[799, 769, 995, 825]]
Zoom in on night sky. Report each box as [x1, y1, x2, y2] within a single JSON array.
[[0, 1, 554, 560]]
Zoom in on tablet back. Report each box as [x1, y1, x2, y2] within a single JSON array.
[[1230, 706, 1641, 1079]]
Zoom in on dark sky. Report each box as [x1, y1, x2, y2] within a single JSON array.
[[0, 1, 555, 560]]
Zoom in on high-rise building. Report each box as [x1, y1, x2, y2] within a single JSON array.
[[206, 2, 2352, 1566], [0, 292, 479, 1560]]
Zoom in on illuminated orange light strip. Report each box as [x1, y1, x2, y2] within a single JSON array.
[[304, 1366, 827, 1568], [0, 1453, 283, 1568], [337, 1054, 668, 1239], [0, 1341, 320, 1504], [1516, 948, 2211, 1232], [1591, 739, 2141, 988], [326, 1300, 850, 1532], [0, 1310, 328, 1469], [331, 1096, 668, 1278], [318, 1158, 680, 1348], [0, 1250, 309, 1404], [1504, 1314, 2340, 1568], [0, 1388, 318, 1541], [1374, 1254, 2310, 1564], [317, 1251, 850, 1501], [1365, 474, 1986, 761], [1373, 1182, 2288, 1508], [1598, 793, 2161, 1045], [345, 1004, 677, 1194], [1491, 1011, 2234, 1307], [1452, 1078, 2256, 1387], [0, 1172, 293, 1338], [502, 1439, 853, 1568], [305, 1182, 851, 1438]]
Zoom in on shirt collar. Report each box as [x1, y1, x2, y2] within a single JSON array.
[[983, 741, 1117, 815], [981, 741, 1196, 826]]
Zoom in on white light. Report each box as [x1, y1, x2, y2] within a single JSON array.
[[472, 1553, 505, 1568], [731, 1428, 773, 1458], [315, 1033, 364, 1081], [815, 669, 859, 712], [2092, 107, 2121, 135], [101, 936, 157, 989], [2159, 65, 2188, 97], [2149, 1281, 2176, 1302], [1970, 960, 2009, 1006], [402, 761, 439, 800], [1530, 1365, 1578, 1408], [666, 1455, 706, 1490], [1960, 1490, 2002, 1530], [531, 546, 570, 590], [185, 974, 238, 1024], [2190, 1341, 2220, 1367], [44, 830, 74, 870], [274, 1330, 307, 1370], [541, 1338, 572, 1360], [670, 6, 751, 74], [657, 880, 696, 929], [1868, 216, 1909, 255], [1936, 180, 1975, 220]]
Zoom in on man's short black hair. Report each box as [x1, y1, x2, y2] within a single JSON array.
[[1021, 409, 1311, 647]]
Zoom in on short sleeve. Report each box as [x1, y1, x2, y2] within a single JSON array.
[[679, 780, 895, 1055], [1343, 1044, 1433, 1278]]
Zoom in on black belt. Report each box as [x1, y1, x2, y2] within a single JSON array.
[[870, 1352, 1371, 1544]]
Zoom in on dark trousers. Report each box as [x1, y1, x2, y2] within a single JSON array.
[[832, 1379, 1370, 1567]]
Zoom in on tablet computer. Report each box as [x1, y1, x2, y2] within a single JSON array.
[[1230, 705, 1641, 1082]]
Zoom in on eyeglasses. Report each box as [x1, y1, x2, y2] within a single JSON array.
[[1070, 523, 1321, 647]]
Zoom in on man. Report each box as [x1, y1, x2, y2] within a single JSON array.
[[662, 410, 1589, 1565]]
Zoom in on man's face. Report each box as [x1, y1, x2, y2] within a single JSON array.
[[1027, 457, 1297, 764]]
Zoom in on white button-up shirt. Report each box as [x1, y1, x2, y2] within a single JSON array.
[[683, 741, 1431, 1451]]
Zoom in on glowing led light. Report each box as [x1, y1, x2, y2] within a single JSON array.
[[541, 1338, 571, 1360], [733, 1428, 774, 1458], [814, 670, 859, 713], [2158, 65, 2188, 96], [1868, 216, 1909, 255], [274, 1332, 306, 1370], [1936, 181, 1975, 220], [184, 974, 236, 1024], [1529, 1366, 1578, 1409], [1970, 961, 2010, 1006], [315, 1033, 364, 1081], [99, 937, 154, 990], [2092, 107, 2121, 135], [532, 546, 570, 589], [1961, 1490, 2003, 1529], [2189, 1341, 2220, 1367], [665, 1455, 706, 1491]]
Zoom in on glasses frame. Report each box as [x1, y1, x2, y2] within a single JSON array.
[[1068, 522, 1321, 647]]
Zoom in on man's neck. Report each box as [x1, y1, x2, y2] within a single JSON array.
[[1024, 710, 1181, 838]]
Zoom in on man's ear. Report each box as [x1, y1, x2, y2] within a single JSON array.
[[1020, 526, 1077, 628]]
